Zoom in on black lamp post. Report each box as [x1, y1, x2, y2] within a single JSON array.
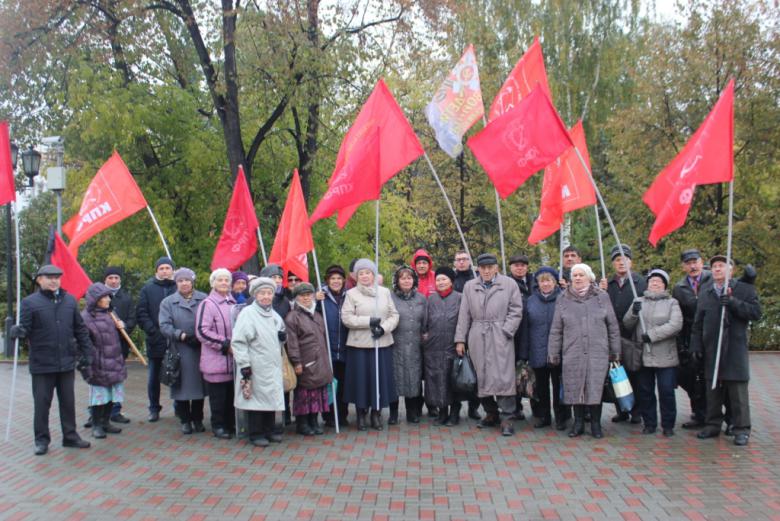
[[21, 145, 41, 188], [5, 142, 18, 357]]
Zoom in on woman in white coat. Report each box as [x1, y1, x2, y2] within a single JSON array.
[[231, 277, 286, 447]]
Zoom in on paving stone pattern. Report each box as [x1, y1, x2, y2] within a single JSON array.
[[0, 354, 779, 520]]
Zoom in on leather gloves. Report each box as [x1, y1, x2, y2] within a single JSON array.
[[641, 333, 651, 344], [278, 330, 287, 343], [720, 293, 731, 306], [371, 325, 385, 339], [76, 356, 91, 381], [9, 325, 26, 339], [240, 367, 252, 379], [369, 317, 381, 328], [632, 300, 642, 314], [220, 339, 231, 355]]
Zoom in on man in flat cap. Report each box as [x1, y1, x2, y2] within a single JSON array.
[[454, 253, 524, 436], [11, 265, 94, 455]]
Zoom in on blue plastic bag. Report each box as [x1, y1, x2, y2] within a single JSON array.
[[609, 362, 634, 412]]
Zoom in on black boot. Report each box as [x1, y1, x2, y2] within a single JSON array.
[[357, 409, 368, 431], [102, 403, 122, 434], [309, 414, 324, 435], [445, 402, 461, 426], [434, 406, 449, 426], [265, 413, 283, 443], [92, 405, 107, 439], [590, 404, 603, 439], [405, 397, 420, 423], [468, 401, 481, 420], [84, 407, 94, 429], [296, 415, 313, 436], [388, 401, 399, 425], [569, 405, 585, 438], [370, 410, 383, 431]]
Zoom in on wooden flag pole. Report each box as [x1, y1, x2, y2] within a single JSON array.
[[110, 311, 147, 366], [146, 205, 172, 260], [311, 247, 340, 434], [711, 180, 734, 389], [4, 202, 21, 442]]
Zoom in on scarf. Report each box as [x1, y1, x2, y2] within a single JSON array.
[[356, 283, 377, 298], [437, 287, 453, 298], [574, 284, 590, 297]]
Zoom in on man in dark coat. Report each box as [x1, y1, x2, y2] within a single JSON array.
[[558, 245, 582, 288], [103, 266, 135, 423], [135, 257, 176, 422], [691, 256, 761, 446], [452, 250, 475, 294], [600, 244, 646, 423], [11, 265, 93, 455], [508, 254, 535, 419]]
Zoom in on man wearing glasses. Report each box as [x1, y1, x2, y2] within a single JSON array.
[[452, 251, 474, 293]]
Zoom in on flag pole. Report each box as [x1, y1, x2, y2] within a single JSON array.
[[422, 152, 475, 269], [256, 228, 268, 266], [145, 205, 172, 260], [480, 115, 507, 272], [4, 202, 21, 442], [594, 204, 606, 280], [559, 224, 564, 277], [373, 199, 380, 412], [311, 247, 339, 433], [711, 179, 734, 389]]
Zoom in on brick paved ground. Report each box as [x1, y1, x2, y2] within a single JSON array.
[[0, 354, 779, 521]]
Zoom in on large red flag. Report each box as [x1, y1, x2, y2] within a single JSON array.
[[269, 170, 314, 286], [47, 228, 91, 300], [528, 121, 597, 244], [467, 86, 574, 199], [317, 79, 423, 228], [644, 80, 734, 246], [210, 166, 260, 270], [488, 37, 552, 122], [0, 121, 15, 206], [62, 151, 148, 255]]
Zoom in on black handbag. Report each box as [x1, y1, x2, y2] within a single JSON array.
[[160, 343, 181, 387], [451, 354, 478, 395]]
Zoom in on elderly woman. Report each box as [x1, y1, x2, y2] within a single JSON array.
[[341, 259, 400, 431], [232, 277, 286, 447], [422, 267, 462, 426], [285, 283, 334, 435], [82, 283, 127, 439], [389, 265, 427, 425], [159, 268, 208, 434], [624, 268, 683, 436], [319, 265, 350, 427], [231, 271, 250, 304], [518, 267, 569, 430], [196, 268, 236, 439], [548, 263, 621, 439]]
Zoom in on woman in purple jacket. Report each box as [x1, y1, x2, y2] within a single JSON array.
[[82, 283, 127, 439], [196, 268, 237, 439]]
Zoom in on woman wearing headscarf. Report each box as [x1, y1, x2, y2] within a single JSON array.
[[341, 259, 400, 431], [232, 277, 286, 447], [518, 267, 569, 430], [319, 265, 350, 427], [195, 268, 236, 439], [159, 268, 208, 434], [548, 263, 621, 439], [388, 265, 427, 425], [623, 268, 682, 436], [81, 283, 127, 439], [422, 267, 462, 426]]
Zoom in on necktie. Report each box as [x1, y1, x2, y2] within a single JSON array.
[[691, 278, 698, 295]]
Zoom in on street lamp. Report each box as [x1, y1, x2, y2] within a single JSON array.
[[5, 142, 18, 358], [21, 145, 41, 188]]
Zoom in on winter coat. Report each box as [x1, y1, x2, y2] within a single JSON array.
[[341, 284, 400, 348], [109, 287, 135, 358], [607, 272, 647, 339], [623, 290, 683, 368], [285, 305, 334, 389], [390, 290, 427, 397], [690, 280, 761, 382], [135, 277, 176, 358], [19, 289, 92, 375], [518, 287, 561, 369], [231, 302, 286, 411], [273, 291, 291, 319], [453, 269, 474, 293], [454, 274, 523, 397], [159, 290, 208, 401], [548, 285, 621, 405], [321, 287, 348, 363], [81, 283, 126, 387], [511, 273, 536, 300], [423, 290, 461, 407], [195, 291, 236, 383], [672, 271, 712, 351], [410, 249, 436, 297]]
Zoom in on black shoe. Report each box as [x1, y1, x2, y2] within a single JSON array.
[[251, 436, 270, 447], [500, 419, 515, 436], [111, 413, 131, 424], [213, 427, 232, 439], [407, 410, 420, 424], [324, 417, 336, 428], [434, 408, 449, 426], [534, 417, 552, 429], [181, 422, 194, 435], [569, 420, 585, 438], [611, 412, 629, 423], [642, 426, 657, 435], [34, 443, 48, 456], [591, 421, 604, 439], [308, 414, 324, 435], [696, 428, 720, 439], [283, 410, 292, 426], [357, 411, 368, 432], [427, 407, 439, 418], [296, 416, 314, 436], [103, 421, 122, 434], [388, 407, 399, 426], [445, 404, 461, 426], [370, 411, 383, 431], [630, 415, 643, 424], [724, 424, 735, 436], [83, 416, 93, 429], [682, 420, 705, 430], [734, 433, 749, 446], [477, 414, 499, 429], [662, 428, 675, 437], [513, 411, 525, 421], [148, 411, 160, 422], [92, 424, 107, 439], [63, 438, 90, 449], [267, 432, 283, 443], [555, 418, 568, 431], [468, 406, 481, 420], [193, 421, 206, 433]]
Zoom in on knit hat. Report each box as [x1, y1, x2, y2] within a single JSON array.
[[209, 268, 232, 288], [155, 256, 175, 270], [535, 266, 559, 280], [476, 253, 498, 266], [646, 268, 670, 288], [325, 265, 346, 279], [174, 267, 196, 282], [249, 277, 276, 296], [103, 266, 124, 279], [435, 266, 456, 282], [260, 264, 283, 278], [610, 244, 632, 261], [292, 282, 315, 297], [232, 271, 249, 284], [353, 258, 377, 276]]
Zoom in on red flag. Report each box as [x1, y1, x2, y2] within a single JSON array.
[[47, 228, 91, 300], [488, 37, 552, 122], [467, 86, 573, 199], [1, 121, 16, 206], [269, 170, 314, 286], [210, 166, 260, 270], [316, 79, 423, 228], [62, 151, 148, 255], [644, 80, 734, 246], [528, 121, 597, 244]]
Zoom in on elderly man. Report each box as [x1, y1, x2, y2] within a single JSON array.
[[455, 253, 523, 436], [691, 256, 761, 446], [11, 265, 93, 455]]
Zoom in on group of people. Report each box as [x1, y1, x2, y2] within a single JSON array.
[[11, 242, 762, 455]]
